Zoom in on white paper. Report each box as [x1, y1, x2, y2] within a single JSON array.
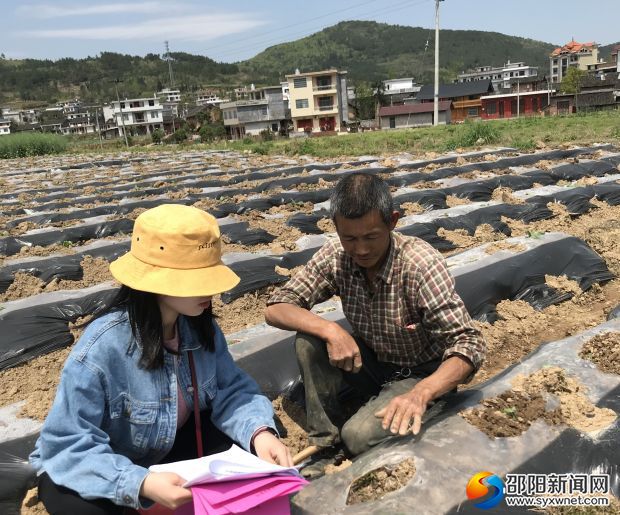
[[149, 444, 300, 487]]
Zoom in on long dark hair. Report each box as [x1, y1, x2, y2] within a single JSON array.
[[88, 285, 216, 369]]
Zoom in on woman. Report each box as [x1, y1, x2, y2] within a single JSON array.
[[30, 204, 292, 514]]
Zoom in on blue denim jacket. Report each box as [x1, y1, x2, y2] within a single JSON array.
[[29, 310, 277, 509]]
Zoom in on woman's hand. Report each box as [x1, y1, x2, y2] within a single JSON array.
[[139, 471, 193, 509], [252, 430, 294, 467]]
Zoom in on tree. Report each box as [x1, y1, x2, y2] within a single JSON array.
[[353, 81, 376, 120], [560, 67, 586, 95]]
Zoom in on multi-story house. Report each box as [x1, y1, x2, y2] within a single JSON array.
[[286, 69, 348, 133], [0, 107, 21, 123], [457, 61, 539, 93], [103, 96, 164, 136], [220, 85, 287, 139], [60, 111, 96, 135], [550, 40, 599, 83], [156, 88, 181, 103], [0, 118, 10, 136], [417, 80, 494, 122], [196, 90, 225, 106], [382, 78, 421, 105]]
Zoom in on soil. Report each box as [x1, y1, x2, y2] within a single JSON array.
[[462, 367, 617, 438], [484, 241, 527, 255], [446, 194, 472, 207], [346, 458, 416, 505], [400, 202, 425, 215], [579, 331, 620, 375]]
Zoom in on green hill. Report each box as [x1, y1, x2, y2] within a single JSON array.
[[0, 20, 579, 105]]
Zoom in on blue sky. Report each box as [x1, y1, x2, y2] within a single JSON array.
[[2, 0, 618, 62]]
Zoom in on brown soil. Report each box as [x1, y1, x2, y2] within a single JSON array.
[[400, 202, 425, 215], [446, 194, 473, 207], [463, 368, 617, 437], [471, 280, 620, 385], [491, 186, 524, 204], [438, 223, 503, 250], [272, 396, 309, 456], [346, 458, 416, 505], [317, 218, 335, 233], [0, 257, 112, 302], [579, 331, 620, 375]]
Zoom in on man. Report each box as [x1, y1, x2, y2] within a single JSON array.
[[265, 173, 485, 470]]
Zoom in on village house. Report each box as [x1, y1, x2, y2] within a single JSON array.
[[156, 88, 181, 103], [220, 85, 287, 139], [548, 75, 620, 115], [480, 89, 553, 119], [60, 111, 96, 135], [458, 61, 539, 94], [0, 118, 10, 136], [196, 90, 225, 106], [286, 68, 348, 133], [378, 101, 451, 129], [417, 79, 494, 122], [550, 40, 599, 83], [381, 78, 421, 105], [103, 96, 164, 136]]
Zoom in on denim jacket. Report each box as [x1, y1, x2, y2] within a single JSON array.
[[29, 310, 277, 509]]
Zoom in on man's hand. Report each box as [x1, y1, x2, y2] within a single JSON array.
[[324, 322, 362, 373], [374, 382, 434, 436], [253, 430, 294, 467], [139, 472, 192, 509]]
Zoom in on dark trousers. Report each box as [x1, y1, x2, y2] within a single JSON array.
[[38, 411, 233, 515], [295, 332, 444, 455]]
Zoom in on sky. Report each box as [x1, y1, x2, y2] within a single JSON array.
[[1, 0, 618, 62]]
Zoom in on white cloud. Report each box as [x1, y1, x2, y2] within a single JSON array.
[[18, 2, 173, 18], [23, 13, 266, 41]]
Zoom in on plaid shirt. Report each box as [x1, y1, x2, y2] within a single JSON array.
[[268, 232, 485, 371]]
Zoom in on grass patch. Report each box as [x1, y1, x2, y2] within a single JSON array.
[[0, 132, 67, 159], [64, 110, 620, 158]]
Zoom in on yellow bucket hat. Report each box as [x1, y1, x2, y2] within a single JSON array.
[[110, 204, 240, 297]]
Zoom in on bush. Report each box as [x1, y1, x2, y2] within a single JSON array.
[[151, 128, 164, 144], [0, 132, 67, 159], [259, 129, 274, 142], [199, 123, 226, 142], [173, 129, 188, 143]]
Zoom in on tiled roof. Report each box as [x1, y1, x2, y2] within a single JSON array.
[[379, 101, 452, 117], [551, 39, 597, 57], [416, 80, 493, 100]]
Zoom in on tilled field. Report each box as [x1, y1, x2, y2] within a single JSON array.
[[1, 146, 619, 513]]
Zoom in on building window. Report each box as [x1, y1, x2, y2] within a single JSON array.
[[389, 116, 396, 129], [272, 123, 278, 132], [486, 102, 497, 115], [296, 98, 309, 109], [120, 102, 125, 109], [149, 100, 155, 106], [150, 112, 158, 119], [293, 77, 307, 89], [260, 106, 268, 116], [467, 107, 479, 117], [317, 96, 333, 110]]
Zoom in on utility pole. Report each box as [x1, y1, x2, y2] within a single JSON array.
[[433, 0, 444, 126], [516, 79, 520, 119], [114, 79, 129, 148], [93, 106, 103, 150], [165, 41, 175, 88]]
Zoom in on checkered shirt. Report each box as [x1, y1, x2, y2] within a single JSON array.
[[268, 232, 485, 371]]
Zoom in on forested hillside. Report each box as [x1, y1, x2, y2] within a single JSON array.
[[2, 20, 612, 106]]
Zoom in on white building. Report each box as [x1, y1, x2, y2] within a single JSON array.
[[0, 119, 10, 136], [157, 88, 181, 103], [382, 78, 419, 95], [196, 90, 224, 106], [458, 61, 538, 92], [60, 112, 96, 135], [104, 96, 163, 136]]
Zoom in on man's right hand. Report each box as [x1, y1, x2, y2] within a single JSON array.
[[140, 471, 192, 510], [324, 322, 363, 373]]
